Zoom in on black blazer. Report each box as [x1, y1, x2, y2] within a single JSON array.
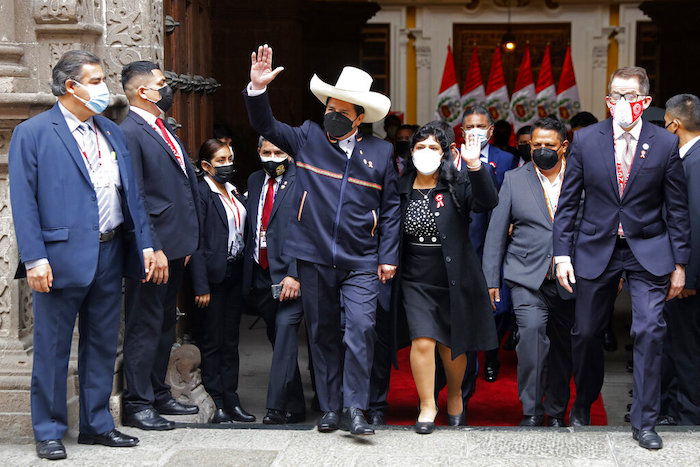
[[120, 110, 200, 260], [683, 139, 700, 288], [242, 164, 299, 295], [189, 178, 247, 295]]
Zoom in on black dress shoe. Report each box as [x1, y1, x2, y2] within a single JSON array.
[[603, 329, 617, 352], [36, 439, 66, 460], [447, 412, 466, 426], [78, 429, 139, 447], [547, 417, 566, 427], [632, 427, 663, 449], [484, 361, 500, 383], [569, 407, 591, 427], [626, 360, 634, 373], [624, 413, 631, 423], [155, 399, 199, 415], [368, 412, 385, 426], [286, 412, 306, 424], [519, 415, 545, 426], [263, 409, 287, 425], [657, 415, 678, 426], [229, 405, 256, 422], [339, 407, 374, 435], [317, 411, 339, 432], [415, 421, 435, 434], [211, 408, 234, 424], [123, 407, 175, 431]]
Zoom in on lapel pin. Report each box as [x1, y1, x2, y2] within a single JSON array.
[[106, 130, 111, 136], [640, 151, 646, 159], [642, 143, 649, 150], [435, 193, 444, 209], [368, 161, 373, 168], [363, 158, 367, 164], [360, 150, 363, 155]]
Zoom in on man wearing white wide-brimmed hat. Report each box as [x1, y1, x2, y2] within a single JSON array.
[[243, 44, 400, 436]]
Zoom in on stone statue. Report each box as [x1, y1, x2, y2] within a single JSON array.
[[165, 344, 215, 423]]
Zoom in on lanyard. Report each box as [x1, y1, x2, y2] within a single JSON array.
[[77, 124, 102, 172], [217, 190, 241, 230], [536, 158, 566, 222]]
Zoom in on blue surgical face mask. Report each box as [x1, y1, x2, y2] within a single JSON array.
[[72, 81, 111, 114]]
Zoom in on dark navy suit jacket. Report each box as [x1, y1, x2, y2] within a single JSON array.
[[9, 104, 152, 287], [553, 118, 690, 279], [243, 90, 400, 272], [681, 139, 700, 288], [241, 165, 299, 296], [189, 178, 247, 295], [120, 110, 200, 260]]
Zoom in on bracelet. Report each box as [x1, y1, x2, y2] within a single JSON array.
[[466, 161, 482, 170]]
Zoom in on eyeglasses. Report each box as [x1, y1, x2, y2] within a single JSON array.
[[607, 92, 646, 103]]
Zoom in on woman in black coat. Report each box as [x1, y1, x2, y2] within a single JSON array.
[[391, 124, 499, 434], [188, 139, 255, 424]]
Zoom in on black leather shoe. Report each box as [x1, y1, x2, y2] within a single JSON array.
[[36, 439, 66, 460], [447, 412, 466, 426], [632, 427, 663, 450], [155, 399, 199, 415], [626, 360, 634, 373], [547, 417, 567, 427], [77, 429, 138, 447], [569, 407, 591, 427], [317, 411, 339, 432], [657, 415, 678, 426], [503, 328, 519, 351], [368, 412, 385, 426], [263, 409, 287, 425], [339, 407, 374, 435], [415, 421, 435, 434], [123, 407, 175, 431], [624, 413, 631, 423], [603, 328, 617, 352], [484, 361, 500, 383], [286, 412, 306, 424], [211, 408, 234, 424], [229, 405, 256, 422], [519, 415, 545, 426]]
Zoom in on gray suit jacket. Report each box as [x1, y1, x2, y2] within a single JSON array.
[[483, 162, 569, 295]]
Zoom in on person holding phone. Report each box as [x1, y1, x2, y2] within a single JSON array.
[[188, 138, 254, 424], [242, 136, 306, 425]]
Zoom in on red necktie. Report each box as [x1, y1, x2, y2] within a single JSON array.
[[259, 178, 275, 270], [154, 118, 184, 171]]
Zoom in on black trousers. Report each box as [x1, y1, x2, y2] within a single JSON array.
[[199, 258, 244, 410], [510, 279, 574, 418], [368, 292, 393, 416], [661, 294, 700, 425], [251, 262, 305, 414], [298, 260, 378, 411], [572, 243, 669, 430], [123, 258, 185, 413]]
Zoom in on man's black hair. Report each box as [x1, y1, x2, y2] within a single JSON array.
[[531, 117, 568, 143], [325, 97, 364, 118], [516, 125, 532, 138], [569, 111, 599, 129], [50, 50, 101, 96], [121, 60, 160, 91], [666, 94, 700, 133]]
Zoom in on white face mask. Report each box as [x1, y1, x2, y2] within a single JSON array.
[[72, 81, 111, 114], [412, 148, 443, 175], [466, 128, 489, 148]]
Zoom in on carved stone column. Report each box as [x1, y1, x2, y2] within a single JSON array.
[[412, 30, 433, 126]]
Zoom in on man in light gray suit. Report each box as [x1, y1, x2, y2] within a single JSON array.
[[483, 117, 575, 427]]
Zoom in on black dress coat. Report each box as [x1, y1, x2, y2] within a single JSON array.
[[391, 164, 500, 362]]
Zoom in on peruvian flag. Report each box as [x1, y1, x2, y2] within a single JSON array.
[[556, 45, 581, 126], [461, 46, 486, 113], [484, 47, 511, 124], [434, 45, 463, 129], [509, 43, 537, 132], [535, 45, 557, 119]]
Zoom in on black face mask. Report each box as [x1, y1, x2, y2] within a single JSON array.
[[395, 140, 411, 158], [261, 159, 290, 177], [517, 144, 532, 162], [207, 163, 235, 184], [323, 111, 355, 139], [532, 147, 560, 171], [154, 85, 174, 112]]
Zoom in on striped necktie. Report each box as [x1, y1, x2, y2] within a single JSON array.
[[78, 123, 111, 232]]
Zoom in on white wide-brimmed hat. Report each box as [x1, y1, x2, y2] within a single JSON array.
[[310, 66, 391, 123]]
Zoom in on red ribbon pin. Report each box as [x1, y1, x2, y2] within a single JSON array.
[[435, 193, 444, 208]]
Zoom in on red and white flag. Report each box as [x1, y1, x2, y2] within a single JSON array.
[[509, 43, 537, 132], [484, 47, 511, 124], [434, 45, 462, 129], [556, 45, 581, 126], [461, 46, 486, 113], [535, 44, 557, 120]]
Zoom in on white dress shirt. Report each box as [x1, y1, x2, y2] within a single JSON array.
[[204, 175, 246, 257], [254, 173, 282, 264], [680, 135, 700, 159], [535, 162, 565, 218], [130, 106, 187, 175]]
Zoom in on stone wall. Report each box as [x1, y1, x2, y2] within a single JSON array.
[[0, 0, 164, 441]]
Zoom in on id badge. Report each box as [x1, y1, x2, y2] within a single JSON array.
[[260, 230, 267, 249], [93, 169, 112, 189]]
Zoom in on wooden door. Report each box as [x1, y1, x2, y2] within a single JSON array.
[[163, 0, 215, 160]]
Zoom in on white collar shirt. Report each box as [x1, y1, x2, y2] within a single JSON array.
[[535, 162, 565, 218], [204, 175, 246, 257], [680, 135, 700, 159], [338, 131, 357, 159]]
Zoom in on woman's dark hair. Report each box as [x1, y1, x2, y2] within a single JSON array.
[[197, 138, 228, 175], [409, 122, 465, 213]]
